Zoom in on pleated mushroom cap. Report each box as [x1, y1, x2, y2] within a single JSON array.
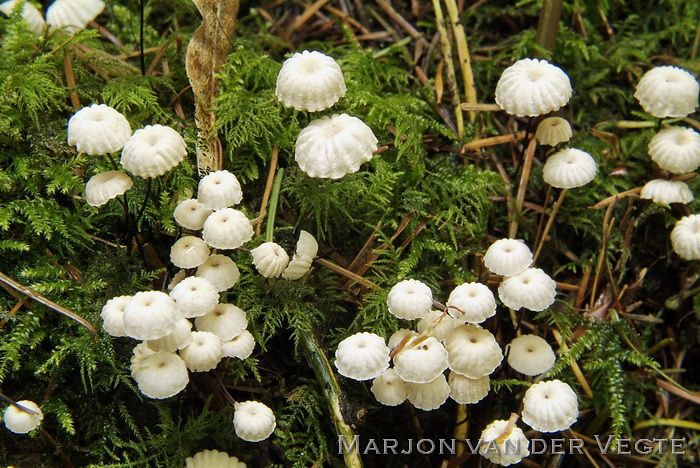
[[448, 372, 490, 405], [478, 419, 530, 466], [536, 117, 572, 146], [46, 0, 105, 31], [173, 198, 212, 231], [185, 450, 247, 468], [387, 279, 433, 320], [522, 380, 579, 432], [130, 342, 156, 378], [393, 336, 448, 384], [146, 318, 193, 352], [222, 330, 256, 359], [179, 331, 224, 372], [170, 236, 210, 269], [334, 332, 390, 381], [0, 1, 46, 34], [197, 170, 243, 210], [444, 324, 503, 379], [251, 242, 290, 278], [281, 230, 318, 280], [371, 368, 408, 406], [85, 171, 133, 207], [405, 374, 450, 411], [543, 148, 597, 189], [196, 254, 240, 291], [495, 58, 572, 117], [498, 268, 557, 311], [169, 276, 219, 318], [233, 401, 276, 442], [202, 208, 253, 250], [100, 295, 132, 337], [634, 66, 699, 118], [3, 400, 43, 434], [122, 291, 180, 341], [131, 351, 189, 399], [483, 238, 533, 277], [671, 214, 700, 261], [68, 104, 131, 155], [506, 334, 556, 376], [640, 179, 694, 204], [446, 282, 496, 324], [648, 127, 700, 174], [275, 50, 346, 112], [195, 303, 248, 340], [295, 114, 378, 179], [121, 125, 187, 179]]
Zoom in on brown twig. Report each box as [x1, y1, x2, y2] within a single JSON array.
[[256, 144, 280, 236], [508, 138, 537, 238]]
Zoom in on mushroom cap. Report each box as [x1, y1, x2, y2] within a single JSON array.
[[671, 214, 700, 261], [179, 331, 224, 372], [275, 50, 346, 112], [446, 282, 496, 324], [444, 324, 503, 378], [195, 303, 248, 340], [506, 334, 556, 376], [122, 291, 181, 341], [334, 332, 390, 381], [251, 242, 290, 278], [197, 170, 243, 210], [535, 117, 573, 146], [173, 198, 212, 231], [146, 318, 193, 352], [498, 268, 557, 311], [222, 330, 256, 359], [522, 380, 579, 432], [295, 113, 378, 179], [202, 208, 254, 250], [85, 171, 133, 207], [46, 0, 105, 31], [495, 58, 572, 117], [478, 419, 530, 466], [185, 450, 247, 468], [543, 148, 597, 189], [233, 401, 276, 442], [448, 372, 490, 404], [416, 310, 461, 342], [168, 269, 187, 291], [640, 179, 694, 205], [100, 295, 132, 337], [634, 66, 699, 118], [281, 230, 318, 280], [169, 276, 219, 318], [170, 236, 211, 269], [483, 238, 533, 277], [3, 400, 43, 434], [0, 1, 46, 34], [405, 374, 450, 411], [132, 351, 189, 399], [371, 368, 408, 406], [120, 124, 187, 179], [130, 342, 157, 378], [648, 127, 700, 174], [196, 254, 240, 292], [67, 104, 131, 155], [387, 279, 433, 320], [387, 328, 418, 350], [393, 336, 449, 384]]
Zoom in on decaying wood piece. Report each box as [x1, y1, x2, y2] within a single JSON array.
[[185, 0, 239, 175]]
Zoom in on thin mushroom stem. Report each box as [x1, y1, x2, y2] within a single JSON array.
[[134, 178, 152, 227], [533, 188, 569, 262]]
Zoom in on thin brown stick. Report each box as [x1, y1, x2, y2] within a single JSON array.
[[533, 188, 568, 262], [444, 0, 477, 123], [376, 0, 428, 45], [508, 138, 537, 238], [461, 131, 526, 151], [432, 0, 464, 138], [146, 37, 173, 76], [459, 103, 502, 111], [256, 144, 280, 236], [63, 51, 80, 111], [0, 272, 98, 339], [289, 0, 331, 33], [552, 328, 593, 398], [314, 258, 379, 290]]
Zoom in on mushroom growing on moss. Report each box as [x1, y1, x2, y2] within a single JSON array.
[[120, 124, 187, 179], [522, 380, 579, 432], [506, 334, 556, 376], [634, 66, 699, 118], [131, 351, 189, 400], [68, 104, 131, 155], [483, 238, 533, 277], [387, 279, 433, 320], [233, 401, 276, 442], [202, 208, 254, 250], [498, 268, 557, 312], [197, 170, 243, 210], [334, 332, 390, 381], [275, 50, 346, 112], [3, 400, 43, 434], [670, 214, 700, 261]]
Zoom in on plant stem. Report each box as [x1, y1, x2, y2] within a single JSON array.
[[134, 178, 152, 228], [139, 0, 146, 75], [298, 327, 363, 468], [265, 168, 284, 243], [533, 188, 568, 262]]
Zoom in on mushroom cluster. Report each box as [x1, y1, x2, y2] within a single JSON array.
[[0, 0, 105, 34]]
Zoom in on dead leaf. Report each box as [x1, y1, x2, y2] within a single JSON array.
[[185, 0, 239, 175]]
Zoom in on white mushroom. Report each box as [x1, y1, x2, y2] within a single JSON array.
[[535, 117, 572, 146], [173, 198, 213, 231], [498, 268, 557, 312], [483, 239, 533, 277], [202, 208, 254, 250], [275, 50, 346, 112], [120, 125, 187, 179], [648, 127, 700, 174], [221, 330, 256, 360], [251, 242, 290, 278], [67, 104, 131, 155], [522, 380, 579, 432], [100, 295, 132, 337], [196, 254, 240, 292], [386, 279, 433, 320], [542, 148, 597, 189], [169, 276, 219, 318], [170, 236, 210, 269], [392, 336, 448, 384], [444, 324, 503, 379], [634, 66, 699, 118], [84, 171, 133, 207], [195, 303, 248, 340], [448, 372, 490, 404], [197, 170, 243, 210], [405, 374, 450, 411], [122, 291, 181, 341], [640, 179, 694, 205], [179, 331, 224, 372], [131, 351, 189, 399], [671, 214, 700, 261], [506, 334, 556, 376], [334, 332, 390, 381], [233, 401, 276, 442], [445, 282, 496, 324], [3, 400, 43, 434], [370, 368, 408, 406]]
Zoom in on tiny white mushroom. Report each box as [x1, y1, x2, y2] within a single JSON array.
[[648, 127, 700, 174], [179, 331, 224, 372], [392, 336, 448, 384], [173, 198, 212, 231], [371, 368, 408, 406], [233, 400, 276, 442], [170, 236, 210, 269], [67, 104, 131, 155], [275, 50, 346, 112], [251, 242, 290, 278], [640, 179, 694, 205], [131, 351, 189, 399], [448, 372, 490, 405], [195, 303, 248, 340], [634, 66, 699, 118], [120, 125, 187, 179], [85, 171, 133, 207], [522, 380, 579, 432], [100, 295, 132, 337], [221, 330, 256, 360], [478, 417, 531, 466], [506, 334, 556, 376], [386, 279, 433, 320], [334, 332, 390, 381], [535, 117, 572, 146], [498, 268, 557, 312], [542, 148, 597, 189], [196, 254, 240, 292], [483, 239, 533, 277], [281, 230, 318, 280], [3, 400, 43, 434], [197, 170, 243, 210], [444, 324, 503, 379], [122, 291, 181, 341], [202, 208, 254, 250], [405, 374, 450, 411], [169, 276, 219, 318], [671, 214, 700, 261], [445, 282, 496, 324]]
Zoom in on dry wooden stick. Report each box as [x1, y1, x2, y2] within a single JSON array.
[[459, 102, 501, 111], [508, 138, 537, 238], [314, 258, 379, 290], [146, 37, 173, 76], [432, 0, 464, 138], [443, 0, 477, 123], [0, 272, 98, 338], [289, 0, 331, 33], [552, 328, 593, 398], [63, 51, 80, 111], [376, 0, 428, 46], [461, 131, 526, 151]]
